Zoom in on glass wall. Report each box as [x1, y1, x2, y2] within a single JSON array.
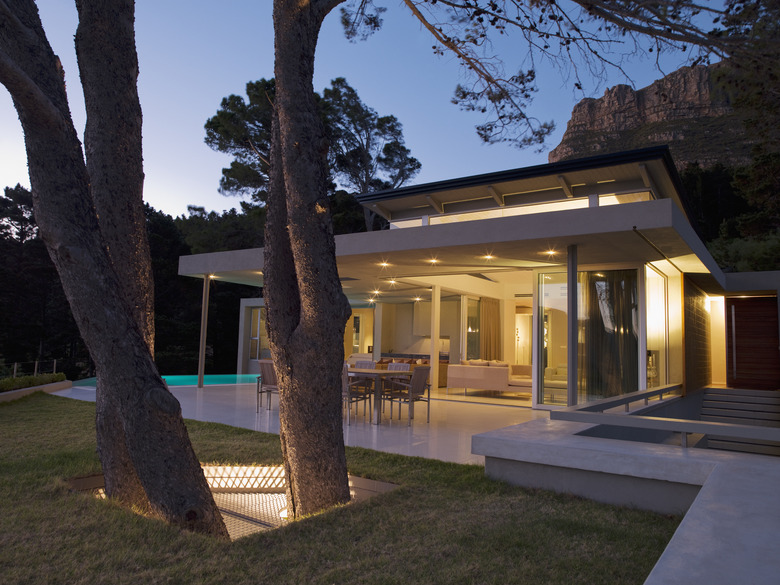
[[537, 268, 640, 406], [538, 272, 569, 406], [578, 269, 639, 401], [645, 266, 668, 388]]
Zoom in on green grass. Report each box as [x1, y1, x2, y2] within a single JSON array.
[[0, 393, 680, 584]]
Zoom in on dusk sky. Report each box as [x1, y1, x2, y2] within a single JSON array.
[[1, 1, 691, 217]]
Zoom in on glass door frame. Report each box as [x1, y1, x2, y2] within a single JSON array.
[[532, 260, 648, 409]]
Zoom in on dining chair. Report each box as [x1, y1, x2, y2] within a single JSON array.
[[256, 359, 279, 412], [351, 360, 377, 394], [382, 362, 411, 411], [342, 363, 371, 424], [385, 365, 431, 426]]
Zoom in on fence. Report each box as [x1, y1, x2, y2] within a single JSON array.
[[0, 359, 60, 378]]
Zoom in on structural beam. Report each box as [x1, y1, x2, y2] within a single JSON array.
[[370, 203, 391, 221], [638, 164, 660, 198], [488, 185, 505, 206], [426, 195, 444, 214], [558, 175, 574, 198]]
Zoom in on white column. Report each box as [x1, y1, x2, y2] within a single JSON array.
[[567, 245, 578, 406], [430, 285, 441, 389], [373, 303, 384, 361], [197, 275, 211, 388]]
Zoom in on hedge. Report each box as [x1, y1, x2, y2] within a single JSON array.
[[0, 373, 67, 393]]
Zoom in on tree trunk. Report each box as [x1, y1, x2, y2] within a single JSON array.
[[267, 0, 351, 518], [0, 0, 227, 537], [75, 0, 154, 512]]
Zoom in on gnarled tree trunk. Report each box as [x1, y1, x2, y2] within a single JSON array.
[[0, 0, 227, 537], [75, 0, 154, 512], [266, 0, 352, 518]]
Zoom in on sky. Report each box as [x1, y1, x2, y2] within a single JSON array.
[[0, 1, 690, 217]]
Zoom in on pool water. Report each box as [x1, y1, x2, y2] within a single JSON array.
[[75, 374, 258, 387]]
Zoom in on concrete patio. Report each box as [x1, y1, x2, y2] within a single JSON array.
[[54, 381, 547, 465]]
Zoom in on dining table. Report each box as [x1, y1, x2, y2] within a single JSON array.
[[347, 367, 414, 424]]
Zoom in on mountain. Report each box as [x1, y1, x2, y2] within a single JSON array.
[[548, 65, 752, 168]]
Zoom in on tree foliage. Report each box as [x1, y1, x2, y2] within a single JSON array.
[[204, 79, 276, 202], [323, 77, 421, 193], [204, 76, 419, 230], [0, 185, 86, 377]]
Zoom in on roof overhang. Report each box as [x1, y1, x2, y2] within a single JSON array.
[[356, 146, 691, 224], [178, 198, 747, 305]]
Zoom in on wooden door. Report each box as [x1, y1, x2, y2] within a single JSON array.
[[726, 297, 780, 390]]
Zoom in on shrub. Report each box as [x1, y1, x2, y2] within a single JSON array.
[[0, 372, 67, 393]]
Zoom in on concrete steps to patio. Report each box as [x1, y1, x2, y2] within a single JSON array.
[[701, 388, 780, 456]]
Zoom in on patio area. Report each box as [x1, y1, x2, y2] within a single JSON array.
[[54, 382, 548, 465]]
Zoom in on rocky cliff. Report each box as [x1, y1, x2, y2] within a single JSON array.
[[548, 65, 752, 168]]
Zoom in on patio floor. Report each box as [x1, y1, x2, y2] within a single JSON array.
[[54, 383, 548, 465]]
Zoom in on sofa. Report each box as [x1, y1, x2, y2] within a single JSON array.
[[543, 364, 568, 389], [447, 361, 531, 394]]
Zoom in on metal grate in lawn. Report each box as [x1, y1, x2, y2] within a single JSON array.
[[212, 492, 288, 539]]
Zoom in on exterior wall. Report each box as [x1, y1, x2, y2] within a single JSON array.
[[683, 277, 712, 392]]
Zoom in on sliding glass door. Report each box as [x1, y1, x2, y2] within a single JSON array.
[[538, 272, 569, 406], [537, 268, 639, 406], [578, 270, 639, 401]]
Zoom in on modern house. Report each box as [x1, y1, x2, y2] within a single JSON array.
[[178, 146, 780, 409]]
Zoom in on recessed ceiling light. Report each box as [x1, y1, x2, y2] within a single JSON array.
[[413, 296, 422, 302], [482, 254, 495, 261], [371, 289, 381, 295], [379, 261, 390, 268], [544, 249, 556, 256], [427, 258, 439, 264]]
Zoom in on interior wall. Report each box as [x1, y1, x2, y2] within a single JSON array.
[[237, 298, 264, 375], [343, 308, 375, 357], [379, 299, 460, 358]]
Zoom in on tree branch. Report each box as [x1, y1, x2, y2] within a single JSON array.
[[0, 1, 70, 132]]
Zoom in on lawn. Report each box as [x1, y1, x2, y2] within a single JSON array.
[[0, 393, 679, 585]]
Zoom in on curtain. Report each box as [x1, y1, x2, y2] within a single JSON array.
[[578, 270, 638, 399], [479, 297, 502, 360]]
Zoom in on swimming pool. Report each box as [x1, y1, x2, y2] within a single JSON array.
[[75, 374, 258, 387]]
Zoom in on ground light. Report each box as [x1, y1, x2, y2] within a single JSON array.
[[68, 466, 396, 540]]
